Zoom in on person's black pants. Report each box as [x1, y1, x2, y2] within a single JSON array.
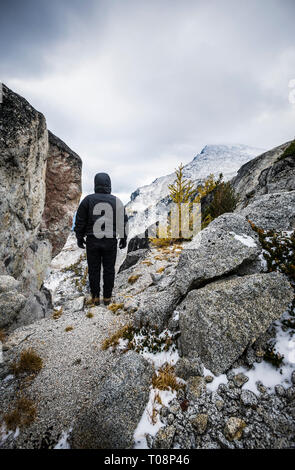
[[86, 236, 117, 298]]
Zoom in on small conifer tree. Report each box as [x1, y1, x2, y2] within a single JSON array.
[[168, 164, 196, 238]]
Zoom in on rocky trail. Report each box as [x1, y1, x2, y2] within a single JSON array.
[[1, 211, 295, 449]]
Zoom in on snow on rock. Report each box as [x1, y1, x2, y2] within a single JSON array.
[[205, 308, 295, 395], [233, 233, 257, 248], [133, 388, 176, 449], [54, 429, 72, 449]]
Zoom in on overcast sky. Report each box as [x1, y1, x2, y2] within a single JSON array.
[[1, 0, 295, 202]]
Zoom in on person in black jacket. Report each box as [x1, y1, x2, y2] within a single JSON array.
[[74, 172, 128, 306]]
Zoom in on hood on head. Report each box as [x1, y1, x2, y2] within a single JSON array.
[[94, 172, 111, 194]]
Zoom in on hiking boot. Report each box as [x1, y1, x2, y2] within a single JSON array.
[[92, 297, 101, 306], [103, 297, 112, 306]]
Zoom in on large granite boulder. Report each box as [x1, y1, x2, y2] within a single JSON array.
[[0, 84, 82, 328], [0, 85, 82, 283], [0, 84, 48, 279], [238, 191, 295, 232], [71, 351, 153, 449], [178, 271, 293, 375], [175, 213, 261, 296], [232, 140, 295, 209], [40, 131, 82, 257]]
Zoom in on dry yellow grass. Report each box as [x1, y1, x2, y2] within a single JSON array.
[[86, 311, 94, 319], [142, 260, 153, 266], [85, 297, 95, 307], [148, 406, 158, 425], [101, 323, 133, 350], [161, 248, 172, 254], [3, 397, 37, 431], [150, 237, 176, 248], [156, 266, 166, 274], [65, 326, 74, 332], [173, 245, 183, 251], [52, 308, 63, 320], [152, 364, 184, 392], [128, 274, 141, 285], [12, 348, 43, 376], [108, 303, 124, 314], [154, 391, 163, 405]]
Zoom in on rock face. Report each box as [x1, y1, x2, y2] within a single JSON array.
[[175, 213, 261, 296], [0, 275, 26, 329], [0, 84, 82, 328], [0, 84, 48, 280], [71, 351, 153, 449], [40, 131, 82, 257], [21, 237, 52, 291], [239, 191, 295, 232], [178, 271, 293, 375], [232, 140, 295, 209]]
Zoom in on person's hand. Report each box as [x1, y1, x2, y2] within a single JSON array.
[[77, 237, 86, 249], [119, 238, 127, 249]]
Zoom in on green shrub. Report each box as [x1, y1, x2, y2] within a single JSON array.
[[249, 222, 295, 283], [202, 181, 238, 229]]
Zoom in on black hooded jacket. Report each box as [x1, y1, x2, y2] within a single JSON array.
[[74, 173, 128, 243]]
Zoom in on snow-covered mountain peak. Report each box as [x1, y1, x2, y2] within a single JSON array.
[[126, 143, 264, 237]]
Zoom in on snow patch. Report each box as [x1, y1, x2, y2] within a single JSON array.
[[0, 424, 20, 446], [54, 429, 72, 449], [133, 388, 176, 449], [233, 233, 257, 248], [204, 367, 227, 392], [143, 349, 179, 370]]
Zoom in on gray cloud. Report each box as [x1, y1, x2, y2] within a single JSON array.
[[1, 0, 295, 202]]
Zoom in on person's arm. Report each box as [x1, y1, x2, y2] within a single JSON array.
[[74, 197, 89, 248]]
